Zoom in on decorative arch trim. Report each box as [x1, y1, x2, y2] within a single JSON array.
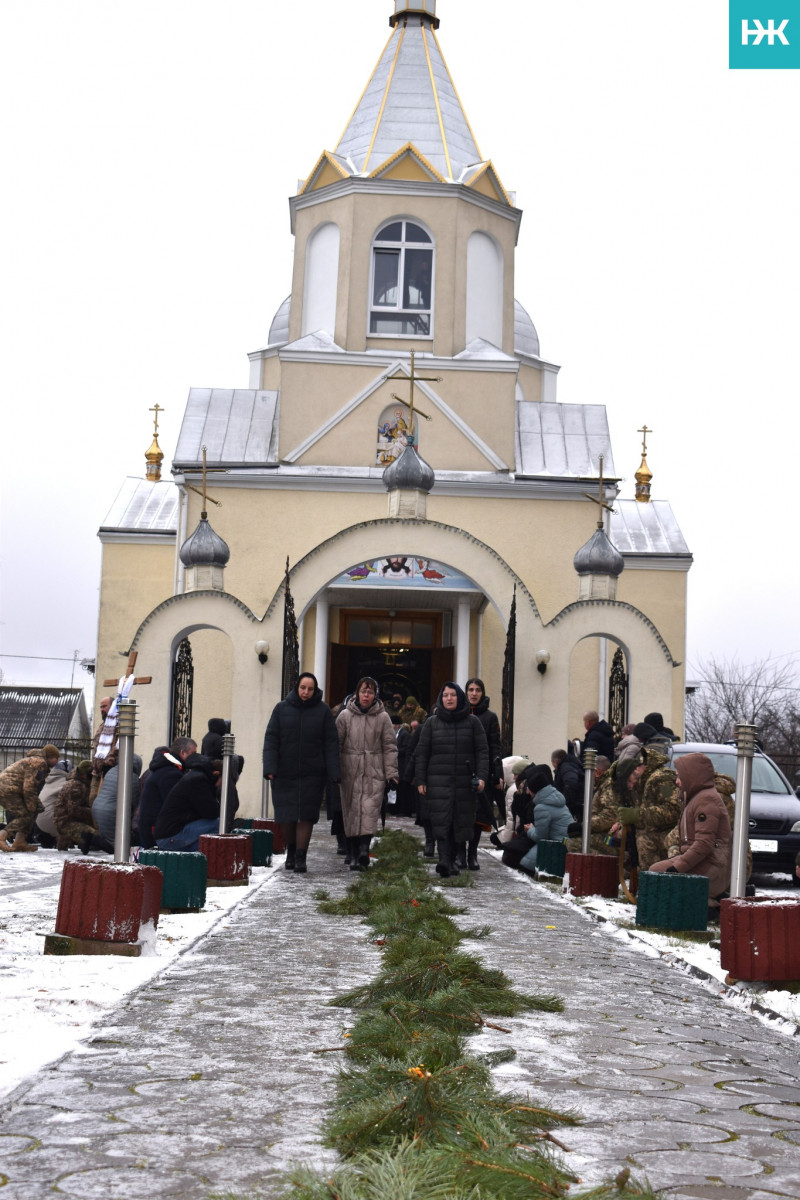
[[131, 590, 260, 650], [547, 598, 680, 666]]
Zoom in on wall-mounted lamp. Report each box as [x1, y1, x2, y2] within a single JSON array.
[[255, 639, 269, 665], [535, 650, 550, 675]]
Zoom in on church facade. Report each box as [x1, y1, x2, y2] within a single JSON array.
[[96, 0, 691, 813]]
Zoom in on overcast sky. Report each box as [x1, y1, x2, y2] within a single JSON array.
[[1, 0, 798, 709]]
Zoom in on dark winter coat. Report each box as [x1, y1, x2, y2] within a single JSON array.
[[201, 718, 227, 760], [553, 757, 584, 817], [469, 695, 502, 787], [337, 697, 398, 836], [93, 755, 142, 845], [414, 685, 489, 842], [263, 687, 340, 823], [154, 754, 219, 840], [650, 752, 732, 898], [584, 720, 615, 761], [138, 750, 184, 848]]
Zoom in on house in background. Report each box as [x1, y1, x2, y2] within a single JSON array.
[[0, 686, 91, 770]]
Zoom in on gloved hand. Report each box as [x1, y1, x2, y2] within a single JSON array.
[[617, 806, 640, 827], [489, 832, 502, 848]]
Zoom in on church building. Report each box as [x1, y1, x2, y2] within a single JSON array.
[[96, 0, 691, 813]]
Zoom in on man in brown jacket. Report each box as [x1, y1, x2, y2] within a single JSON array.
[[0, 745, 60, 851], [649, 752, 733, 905]]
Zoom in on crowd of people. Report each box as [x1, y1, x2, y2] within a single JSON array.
[[5, 685, 790, 902]]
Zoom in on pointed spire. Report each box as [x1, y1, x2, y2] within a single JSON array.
[[145, 404, 165, 482], [635, 425, 653, 503]]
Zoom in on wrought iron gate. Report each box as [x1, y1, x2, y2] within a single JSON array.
[[170, 637, 194, 742], [500, 585, 516, 756], [281, 557, 300, 699], [607, 645, 628, 740]]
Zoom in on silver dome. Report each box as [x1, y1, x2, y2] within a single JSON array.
[[382, 443, 435, 493], [514, 300, 540, 358], [268, 296, 291, 347], [179, 516, 231, 568], [573, 528, 624, 578]]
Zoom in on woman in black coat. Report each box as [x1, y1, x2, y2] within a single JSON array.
[[262, 673, 340, 874], [464, 678, 503, 869], [415, 681, 489, 877]]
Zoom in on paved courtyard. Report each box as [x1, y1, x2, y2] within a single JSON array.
[[1, 829, 799, 1199]]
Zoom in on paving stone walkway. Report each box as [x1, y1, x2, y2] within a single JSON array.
[[1, 827, 799, 1199]]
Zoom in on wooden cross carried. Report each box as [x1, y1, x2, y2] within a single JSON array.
[[386, 350, 441, 444], [583, 454, 616, 530], [185, 446, 222, 512], [103, 651, 152, 690]]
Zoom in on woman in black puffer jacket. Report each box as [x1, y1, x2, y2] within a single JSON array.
[[263, 673, 340, 874], [415, 682, 489, 877], [463, 678, 503, 869]]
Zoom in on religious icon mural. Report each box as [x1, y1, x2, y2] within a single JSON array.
[[337, 558, 477, 590], [376, 403, 416, 466]]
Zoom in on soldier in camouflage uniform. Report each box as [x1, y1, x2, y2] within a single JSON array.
[[54, 761, 97, 851], [0, 745, 60, 851], [617, 748, 681, 871]]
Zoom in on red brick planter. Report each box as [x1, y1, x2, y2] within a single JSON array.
[[720, 897, 800, 982], [564, 852, 619, 898], [258, 819, 286, 853], [199, 834, 252, 885], [53, 860, 163, 943]]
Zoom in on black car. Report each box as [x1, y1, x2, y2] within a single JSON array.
[[672, 743, 800, 884]]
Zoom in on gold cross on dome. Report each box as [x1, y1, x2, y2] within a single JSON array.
[[638, 424, 653, 455], [149, 403, 164, 436], [185, 446, 222, 514], [583, 455, 616, 530], [386, 350, 441, 441]]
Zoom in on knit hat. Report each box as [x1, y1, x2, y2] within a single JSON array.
[[614, 753, 643, 799], [521, 763, 554, 794], [510, 757, 531, 776], [633, 722, 657, 743], [77, 760, 92, 778], [643, 712, 665, 732], [41, 744, 60, 760]]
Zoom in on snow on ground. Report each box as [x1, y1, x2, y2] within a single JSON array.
[[0, 847, 281, 1102], [482, 849, 800, 1036], [2, 846, 798, 1109]]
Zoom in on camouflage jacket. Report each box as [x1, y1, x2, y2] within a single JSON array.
[[631, 750, 681, 833], [0, 754, 50, 809], [54, 772, 94, 831]]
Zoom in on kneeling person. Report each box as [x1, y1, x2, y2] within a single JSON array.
[[154, 755, 223, 852]]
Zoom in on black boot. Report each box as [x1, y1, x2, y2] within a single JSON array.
[[435, 837, 459, 878], [349, 837, 363, 871], [467, 833, 480, 871], [358, 835, 371, 870], [422, 821, 436, 858], [285, 846, 296, 870], [294, 848, 307, 874], [454, 842, 467, 871], [336, 833, 348, 856]]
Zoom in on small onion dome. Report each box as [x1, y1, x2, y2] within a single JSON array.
[[180, 515, 230, 568], [573, 528, 624, 578], [635, 452, 653, 503], [382, 443, 435, 493], [145, 435, 164, 482]]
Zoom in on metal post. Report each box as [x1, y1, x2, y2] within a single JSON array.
[[219, 733, 236, 835], [581, 748, 597, 855], [114, 699, 137, 863], [730, 722, 758, 898], [261, 776, 271, 821]]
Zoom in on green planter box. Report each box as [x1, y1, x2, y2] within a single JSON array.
[[536, 840, 567, 877], [636, 870, 709, 931], [137, 850, 207, 912], [233, 818, 254, 830], [240, 828, 274, 866]]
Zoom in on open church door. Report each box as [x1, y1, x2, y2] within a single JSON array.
[[328, 644, 349, 708], [430, 647, 455, 706]]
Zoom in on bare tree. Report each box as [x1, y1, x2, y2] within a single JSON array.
[[685, 655, 800, 783]]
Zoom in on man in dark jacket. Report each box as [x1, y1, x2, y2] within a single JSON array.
[[201, 718, 227, 759], [581, 711, 615, 761], [138, 737, 197, 848], [154, 753, 222, 852], [551, 748, 585, 820]]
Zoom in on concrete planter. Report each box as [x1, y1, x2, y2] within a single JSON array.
[[137, 850, 207, 911], [199, 834, 252, 886], [564, 852, 619, 898], [720, 896, 800, 982], [237, 828, 273, 867], [48, 860, 163, 953], [636, 870, 709, 931]]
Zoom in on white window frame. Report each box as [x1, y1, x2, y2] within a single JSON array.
[[367, 218, 435, 340]]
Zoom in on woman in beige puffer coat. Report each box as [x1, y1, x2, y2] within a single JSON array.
[[336, 677, 398, 870]]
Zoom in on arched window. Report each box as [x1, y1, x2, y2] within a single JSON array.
[[369, 220, 434, 336], [376, 402, 417, 466]]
